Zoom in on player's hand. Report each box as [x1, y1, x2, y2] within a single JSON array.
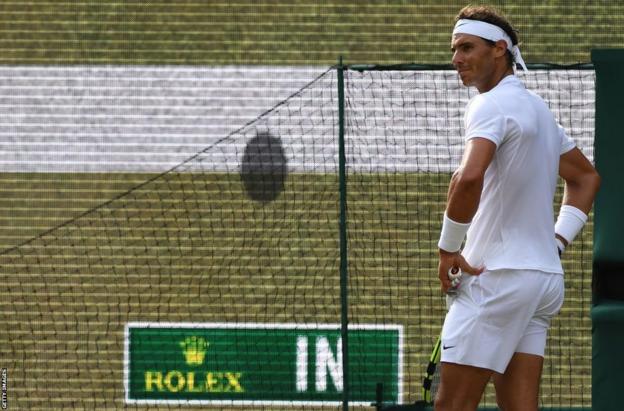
[[438, 249, 484, 293]]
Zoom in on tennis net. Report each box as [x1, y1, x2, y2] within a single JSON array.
[[0, 65, 594, 409]]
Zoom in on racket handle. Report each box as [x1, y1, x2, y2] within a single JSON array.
[[446, 267, 462, 309], [447, 267, 462, 289]]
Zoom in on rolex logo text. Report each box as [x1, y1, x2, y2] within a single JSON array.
[[142, 336, 244, 394]]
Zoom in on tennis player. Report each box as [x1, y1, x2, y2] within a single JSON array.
[[435, 5, 600, 411]]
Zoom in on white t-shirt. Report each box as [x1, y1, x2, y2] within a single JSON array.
[[461, 75, 576, 274]]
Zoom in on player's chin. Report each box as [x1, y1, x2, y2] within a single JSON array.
[[457, 71, 472, 86]]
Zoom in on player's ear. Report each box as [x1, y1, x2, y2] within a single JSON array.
[[493, 39, 508, 58]]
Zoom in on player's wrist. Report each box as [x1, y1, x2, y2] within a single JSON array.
[[555, 236, 566, 257], [438, 212, 471, 253], [438, 248, 459, 256]]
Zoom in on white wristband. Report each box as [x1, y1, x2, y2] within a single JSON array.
[[438, 213, 471, 253], [555, 205, 588, 245]]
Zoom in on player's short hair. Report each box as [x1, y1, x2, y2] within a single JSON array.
[[455, 5, 519, 69]]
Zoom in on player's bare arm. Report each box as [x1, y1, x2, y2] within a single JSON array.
[[446, 137, 497, 223], [437, 137, 495, 291], [555, 147, 600, 249], [559, 147, 600, 215]]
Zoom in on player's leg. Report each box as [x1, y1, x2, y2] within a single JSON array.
[[437, 270, 557, 410], [492, 352, 543, 411], [435, 362, 492, 411], [493, 272, 563, 411], [437, 271, 527, 411]]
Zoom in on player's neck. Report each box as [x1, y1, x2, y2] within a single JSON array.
[[477, 66, 514, 93]]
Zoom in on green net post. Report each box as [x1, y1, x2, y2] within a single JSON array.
[[337, 56, 350, 411], [591, 49, 624, 301], [591, 48, 624, 411]]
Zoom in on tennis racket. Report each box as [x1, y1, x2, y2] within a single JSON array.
[[421, 267, 462, 405], [421, 334, 442, 404]]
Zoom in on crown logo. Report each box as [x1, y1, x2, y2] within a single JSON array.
[[180, 336, 209, 366]]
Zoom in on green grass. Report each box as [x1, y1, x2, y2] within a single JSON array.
[[0, 172, 592, 409], [0, 0, 623, 65]]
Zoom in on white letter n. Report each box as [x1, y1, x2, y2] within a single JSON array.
[[315, 336, 343, 392]]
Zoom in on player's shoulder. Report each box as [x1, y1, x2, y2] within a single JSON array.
[[523, 86, 552, 112], [465, 91, 501, 120]]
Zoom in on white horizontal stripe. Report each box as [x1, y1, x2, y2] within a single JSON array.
[[0, 66, 594, 173]]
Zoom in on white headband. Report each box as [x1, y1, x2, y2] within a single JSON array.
[[452, 19, 528, 72]]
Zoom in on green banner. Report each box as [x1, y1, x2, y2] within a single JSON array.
[[124, 322, 402, 406]]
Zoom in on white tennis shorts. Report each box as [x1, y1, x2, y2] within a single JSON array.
[[440, 269, 564, 374]]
